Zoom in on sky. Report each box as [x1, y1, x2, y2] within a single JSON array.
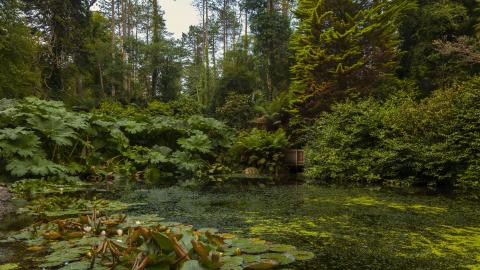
[[161, 0, 200, 38]]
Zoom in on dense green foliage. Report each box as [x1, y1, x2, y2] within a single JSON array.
[[305, 77, 480, 193], [0, 98, 232, 183], [229, 128, 289, 174], [289, 0, 410, 118], [3, 1, 480, 269], [1, 0, 480, 192], [398, 0, 479, 93], [0, 0, 41, 98]]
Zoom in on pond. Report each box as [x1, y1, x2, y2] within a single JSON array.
[[120, 185, 480, 269], [1, 184, 479, 269]]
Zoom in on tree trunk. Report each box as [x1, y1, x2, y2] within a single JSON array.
[[121, 0, 128, 101], [282, 0, 289, 17], [151, 0, 160, 99], [223, 0, 227, 59], [98, 63, 104, 93], [244, 6, 248, 50], [203, 0, 209, 104], [266, 0, 274, 100], [111, 0, 116, 98]]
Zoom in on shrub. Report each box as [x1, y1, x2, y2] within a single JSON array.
[[229, 128, 289, 174], [215, 93, 256, 129], [304, 77, 480, 193]]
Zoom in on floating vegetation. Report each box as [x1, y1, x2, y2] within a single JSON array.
[[10, 178, 89, 198], [16, 196, 133, 217], [3, 210, 314, 269]]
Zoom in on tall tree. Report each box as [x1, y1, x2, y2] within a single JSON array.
[[22, 0, 98, 96], [398, 0, 473, 93], [247, 0, 291, 100], [203, 0, 210, 104], [150, 0, 161, 98], [110, 0, 116, 97], [0, 0, 41, 98], [289, 0, 409, 118]]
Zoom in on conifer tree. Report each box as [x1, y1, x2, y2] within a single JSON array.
[[289, 0, 410, 117]]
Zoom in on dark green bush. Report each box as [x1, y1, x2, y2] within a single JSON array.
[[305, 77, 480, 193], [229, 128, 289, 174]]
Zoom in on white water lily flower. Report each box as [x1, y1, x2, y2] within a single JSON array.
[[135, 220, 141, 225], [116, 229, 123, 236], [84, 226, 92, 233], [100, 230, 106, 236]]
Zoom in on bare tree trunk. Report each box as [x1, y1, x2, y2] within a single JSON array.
[[223, 0, 227, 58], [151, 0, 160, 99], [121, 0, 128, 101], [212, 34, 216, 78], [244, 6, 248, 50], [266, 0, 273, 100], [282, 0, 289, 17], [111, 0, 116, 98], [203, 0, 209, 104], [98, 63, 104, 92]]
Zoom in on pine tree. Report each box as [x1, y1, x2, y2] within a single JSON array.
[[290, 0, 410, 117]]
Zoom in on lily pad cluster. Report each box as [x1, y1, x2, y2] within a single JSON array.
[[3, 211, 314, 269]]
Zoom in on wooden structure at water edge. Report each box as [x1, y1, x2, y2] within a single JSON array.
[[285, 149, 305, 167]]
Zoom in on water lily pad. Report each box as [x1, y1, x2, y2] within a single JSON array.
[[220, 256, 244, 270], [58, 261, 90, 270], [220, 265, 243, 270], [220, 255, 244, 266], [260, 253, 295, 265], [244, 259, 279, 269], [223, 246, 242, 256], [241, 244, 270, 254], [238, 254, 262, 264], [197, 227, 219, 234], [180, 260, 207, 270], [218, 233, 236, 239], [38, 246, 88, 268], [268, 244, 296, 253], [289, 250, 315, 261], [228, 238, 253, 247]]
